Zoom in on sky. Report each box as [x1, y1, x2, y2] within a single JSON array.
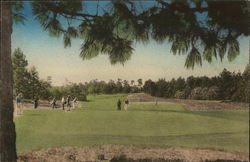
[[12, 2, 249, 86]]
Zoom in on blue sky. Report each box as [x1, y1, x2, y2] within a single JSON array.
[[12, 2, 249, 86]]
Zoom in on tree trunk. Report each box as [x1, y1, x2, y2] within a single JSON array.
[[0, 1, 17, 161]]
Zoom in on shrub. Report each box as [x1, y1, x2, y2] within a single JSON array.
[[206, 86, 219, 100], [189, 87, 203, 100], [174, 91, 186, 99]]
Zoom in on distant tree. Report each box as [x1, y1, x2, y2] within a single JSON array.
[[116, 78, 123, 92], [210, 76, 219, 87], [49, 87, 64, 99], [155, 79, 168, 97], [104, 80, 117, 94], [175, 77, 186, 91], [183, 86, 192, 99], [231, 65, 249, 102], [123, 80, 131, 93], [68, 83, 87, 101], [87, 79, 102, 94], [143, 68, 247, 102], [200, 76, 212, 88], [131, 80, 135, 86], [217, 69, 238, 100], [38, 80, 52, 100], [186, 76, 196, 89], [27, 67, 41, 99], [137, 78, 143, 89]]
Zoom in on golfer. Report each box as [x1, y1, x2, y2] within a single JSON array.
[[15, 93, 22, 115], [124, 99, 129, 111]]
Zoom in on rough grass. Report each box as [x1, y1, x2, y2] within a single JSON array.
[[15, 94, 249, 153]]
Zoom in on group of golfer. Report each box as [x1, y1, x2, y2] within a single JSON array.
[[15, 93, 130, 116], [51, 95, 78, 111], [15, 93, 78, 115]]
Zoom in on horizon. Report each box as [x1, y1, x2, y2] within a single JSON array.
[[12, 2, 249, 86]]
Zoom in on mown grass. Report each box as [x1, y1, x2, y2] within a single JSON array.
[[15, 94, 249, 153]]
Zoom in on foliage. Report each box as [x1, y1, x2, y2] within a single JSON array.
[[12, 48, 51, 100], [11, 1, 25, 24], [48, 78, 143, 100], [49, 83, 87, 101], [143, 67, 249, 102], [12, 48, 29, 97], [30, 1, 249, 68], [189, 87, 203, 100]]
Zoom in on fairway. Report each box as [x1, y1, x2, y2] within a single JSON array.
[[15, 94, 249, 153]]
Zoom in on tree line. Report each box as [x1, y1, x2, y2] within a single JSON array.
[[12, 48, 144, 101], [12, 48, 87, 101], [38, 78, 144, 101], [143, 67, 249, 102], [13, 48, 249, 103]]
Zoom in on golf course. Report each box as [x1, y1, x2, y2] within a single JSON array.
[[15, 94, 249, 156]]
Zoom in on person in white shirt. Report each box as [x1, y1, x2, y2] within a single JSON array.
[[72, 97, 78, 109], [61, 96, 66, 110]]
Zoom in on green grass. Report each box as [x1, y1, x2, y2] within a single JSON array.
[[15, 94, 249, 153]]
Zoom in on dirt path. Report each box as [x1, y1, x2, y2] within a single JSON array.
[[18, 145, 249, 162], [127, 93, 249, 111]]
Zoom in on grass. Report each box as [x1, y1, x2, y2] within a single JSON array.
[[15, 94, 249, 153]]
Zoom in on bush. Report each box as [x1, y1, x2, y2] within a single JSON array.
[[188, 86, 219, 100], [206, 86, 219, 100], [189, 87, 203, 100], [174, 91, 186, 99]]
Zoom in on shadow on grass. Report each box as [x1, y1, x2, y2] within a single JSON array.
[[76, 106, 247, 122], [126, 109, 248, 122], [26, 113, 46, 117]]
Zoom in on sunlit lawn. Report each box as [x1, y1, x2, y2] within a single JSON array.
[[15, 94, 249, 153]]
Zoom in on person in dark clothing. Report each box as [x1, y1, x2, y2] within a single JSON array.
[[117, 99, 121, 110], [66, 95, 71, 111], [34, 97, 39, 109], [51, 98, 56, 109], [16, 93, 22, 115]]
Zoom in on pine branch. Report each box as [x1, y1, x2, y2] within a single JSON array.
[[45, 4, 99, 19], [155, 0, 208, 13]]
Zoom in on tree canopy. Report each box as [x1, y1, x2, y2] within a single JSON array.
[[26, 0, 250, 69]]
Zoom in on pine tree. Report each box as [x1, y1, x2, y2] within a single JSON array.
[[27, 66, 41, 99], [12, 48, 30, 98]]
